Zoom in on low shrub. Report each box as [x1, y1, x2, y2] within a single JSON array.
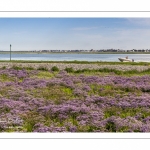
[[11, 65, 23, 70], [65, 67, 74, 73], [37, 66, 48, 71], [25, 67, 34, 70], [1, 66, 6, 69], [51, 66, 59, 72]]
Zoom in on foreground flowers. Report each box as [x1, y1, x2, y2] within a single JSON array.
[[1, 66, 150, 132]]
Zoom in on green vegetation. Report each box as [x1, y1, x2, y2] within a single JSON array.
[[51, 66, 59, 72], [104, 107, 150, 119], [1, 66, 6, 69], [0, 87, 13, 98], [22, 112, 44, 132], [0, 74, 13, 82], [34, 71, 54, 79], [11, 65, 24, 70], [37, 66, 48, 71], [1, 63, 150, 132], [66, 68, 150, 76], [89, 84, 141, 97], [65, 67, 74, 73], [0, 60, 150, 66], [28, 85, 75, 104], [0, 74, 10, 82], [24, 66, 35, 70]]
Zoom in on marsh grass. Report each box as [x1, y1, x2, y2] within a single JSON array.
[[89, 83, 142, 97], [0, 87, 14, 98], [37, 66, 48, 71], [89, 84, 115, 97], [0, 106, 11, 114], [33, 71, 55, 79], [104, 107, 150, 119], [24, 66, 34, 70], [10, 65, 35, 70], [29, 85, 75, 104], [1, 65, 150, 132], [76, 72, 110, 77], [0, 74, 14, 82], [18, 78, 24, 82], [66, 68, 150, 77], [0, 60, 149, 66], [11, 65, 23, 70], [22, 112, 44, 132]]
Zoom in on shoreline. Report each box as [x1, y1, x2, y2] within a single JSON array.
[[0, 60, 150, 65], [1, 52, 150, 54], [0, 62, 149, 72]]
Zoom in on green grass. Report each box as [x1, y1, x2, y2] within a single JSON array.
[[3, 64, 150, 77], [24, 66, 35, 70], [88, 83, 142, 97], [11, 65, 23, 70], [74, 72, 110, 76], [28, 85, 75, 104], [66, 68, 150, 77], [89, 84, 116, 97], [21, 112, 45, 132], [0, 60, 149, 66], [0, 87, 14, 98], [0, 74, 14, 82], [33, 71, 55, 79], [37, 66, 48, 71], [104, 107, 150, 119]]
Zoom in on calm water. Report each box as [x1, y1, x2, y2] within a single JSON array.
[[0, 53, 150, 62]]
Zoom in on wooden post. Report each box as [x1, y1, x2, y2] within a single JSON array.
[[10, 44, 11, 61]]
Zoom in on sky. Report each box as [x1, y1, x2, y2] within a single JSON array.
[[0, 18, 150, 51]]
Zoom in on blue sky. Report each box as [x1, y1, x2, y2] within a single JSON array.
[[0, 18, 150, 51]]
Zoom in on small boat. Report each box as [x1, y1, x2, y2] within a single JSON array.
[[118, 57, 132, 62]]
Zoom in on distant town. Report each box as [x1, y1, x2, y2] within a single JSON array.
[[1, 49, 150, 53]]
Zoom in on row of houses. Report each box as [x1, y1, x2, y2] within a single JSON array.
[[1, 49, 150, 53], [41, 49, 150, 52], [36, 49, 150, 53]]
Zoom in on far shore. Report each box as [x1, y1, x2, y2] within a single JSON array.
[[1, 51, 150, 54]]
